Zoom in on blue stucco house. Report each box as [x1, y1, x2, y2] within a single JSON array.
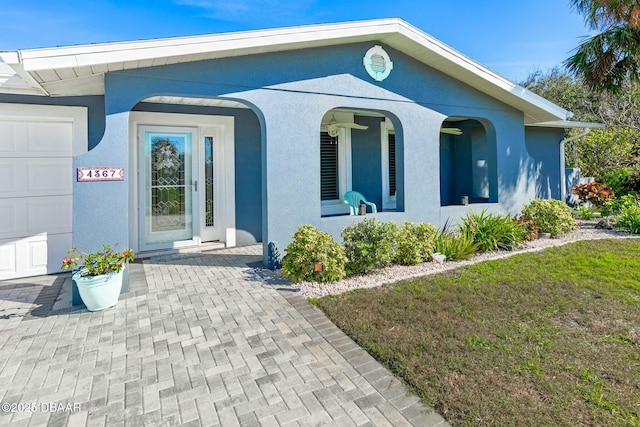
[[0, 18, 601, 279]]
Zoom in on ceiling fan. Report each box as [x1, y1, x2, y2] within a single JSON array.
[[325, 114, 368, 137]]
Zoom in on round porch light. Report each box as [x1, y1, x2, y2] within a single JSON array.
[[363, 45, 393, 82]]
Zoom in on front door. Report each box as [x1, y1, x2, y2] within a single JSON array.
[[139, 126, 224, 251]]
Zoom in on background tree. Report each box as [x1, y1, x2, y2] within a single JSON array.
[[523, 68, 640, 191], [522, 68, 640, 128], [565, 0, 640, 91]]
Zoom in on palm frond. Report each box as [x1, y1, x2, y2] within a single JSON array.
[[564, 23, 640, 91]]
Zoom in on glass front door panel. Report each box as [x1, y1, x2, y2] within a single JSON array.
[[144, 131, 193, 245]]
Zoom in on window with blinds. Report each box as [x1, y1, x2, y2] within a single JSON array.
[[388, 133, 396, 196], [320, 132, 339, 201]]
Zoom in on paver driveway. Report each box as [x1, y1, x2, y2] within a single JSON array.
[[0, 245, 447, 426]]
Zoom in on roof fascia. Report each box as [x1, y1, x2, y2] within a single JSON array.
[[12, 19, 402, 71], [2, 18, 571, 121], [0, 53, 49, 96], [527, 120, 606, 129], [389, 21, 571, 121]]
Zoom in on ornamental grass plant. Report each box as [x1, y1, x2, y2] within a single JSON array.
[[433, 229, 478, 261], [458, 209, 527, 252]]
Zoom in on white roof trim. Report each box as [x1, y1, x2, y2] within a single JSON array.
[[0, 18, 572, 123], [527, 120, 605, 129], [0, 60, 48, 96], [1, 20, 403, 71]]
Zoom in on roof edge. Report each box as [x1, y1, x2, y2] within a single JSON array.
[[388, 20, 571, 121], [527, 120, 606, 129], [2, 18, 572, 122], [10, 18, 404, 67]]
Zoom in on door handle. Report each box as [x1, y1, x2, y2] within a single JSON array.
[[193, 180, 198, 192]]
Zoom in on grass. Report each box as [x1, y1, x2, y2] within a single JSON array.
[[312, 239, 640, 426]]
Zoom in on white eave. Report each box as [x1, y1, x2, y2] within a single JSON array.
[[527, 120, 605, 129], [0, 18, 572, 124], [0, 60, 48, 96]]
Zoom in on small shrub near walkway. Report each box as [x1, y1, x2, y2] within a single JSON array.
[[312, 239, 640, 426]]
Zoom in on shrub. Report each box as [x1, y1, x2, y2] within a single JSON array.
[[515, 212, 539, 240], [522, 199, 577, 238], [603, 168, 633, 198], [572, 181, 616, 207], [282, 225, 347, 282], [341, 218, 398, 274], [433, 229, 478, 261], [573, 205, 597, 220], [458, 210, 527, 252], [605, 191, 639, 213], [395, 222, 437, 265], [613, 194, 640, 234]]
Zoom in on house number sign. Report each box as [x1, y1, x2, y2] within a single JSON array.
[[77, 167, 125, 182]]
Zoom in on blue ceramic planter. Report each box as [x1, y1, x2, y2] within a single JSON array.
[[72, 265, 125, 311]]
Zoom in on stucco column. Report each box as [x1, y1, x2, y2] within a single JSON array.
[[72, 111, 130, 253], [398, 106, 444, 223], [257, 95, 327, 266]]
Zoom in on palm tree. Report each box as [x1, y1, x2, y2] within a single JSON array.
[[564, 0, 640, 91]]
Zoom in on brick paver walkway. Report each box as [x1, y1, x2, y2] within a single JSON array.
[[0, 245, 447, 426]]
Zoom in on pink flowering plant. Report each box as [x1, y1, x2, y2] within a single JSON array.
[[61, 244, 134, 277]]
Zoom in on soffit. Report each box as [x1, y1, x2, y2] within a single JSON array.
[[0, 18, 571, 124], [142, 96, 249, 109], [526, 120, 605, 129]]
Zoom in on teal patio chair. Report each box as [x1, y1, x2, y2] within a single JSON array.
[[344, 191, 377, 215]]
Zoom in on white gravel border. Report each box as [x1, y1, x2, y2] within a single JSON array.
[[274, 220, 640, 299]]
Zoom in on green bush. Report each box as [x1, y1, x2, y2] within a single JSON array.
[[522, 199, 577, 238], [605, 191, 638, 213], [341, 218, 398, 274], [458, 209, 527, 252], [573, 205, 597, 220], [604, 168, 633, 198], [395, 222, 437, 265], [282, 225, 347, 283], [613, 195, 640, 234], [433, 229, 478, 261]]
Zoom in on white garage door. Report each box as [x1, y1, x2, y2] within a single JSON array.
[[0, 103, 87, 280]]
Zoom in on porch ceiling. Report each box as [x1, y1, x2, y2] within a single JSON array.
[[1, 18, 571, 125], [143, 96, 249, 109]]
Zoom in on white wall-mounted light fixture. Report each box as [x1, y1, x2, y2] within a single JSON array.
[[363, 45, 393, 82]]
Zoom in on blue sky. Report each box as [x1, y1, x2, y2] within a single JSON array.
[[1, 0, 592, 82]]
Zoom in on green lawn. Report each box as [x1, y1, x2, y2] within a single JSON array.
[[312, 239, 640, 426]]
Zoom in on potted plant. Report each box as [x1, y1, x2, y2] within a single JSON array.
[[61, 244, 134, 311]]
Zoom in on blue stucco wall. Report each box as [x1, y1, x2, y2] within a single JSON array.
[[525, 127, 565, 199], [24, 40, 560, 264]]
